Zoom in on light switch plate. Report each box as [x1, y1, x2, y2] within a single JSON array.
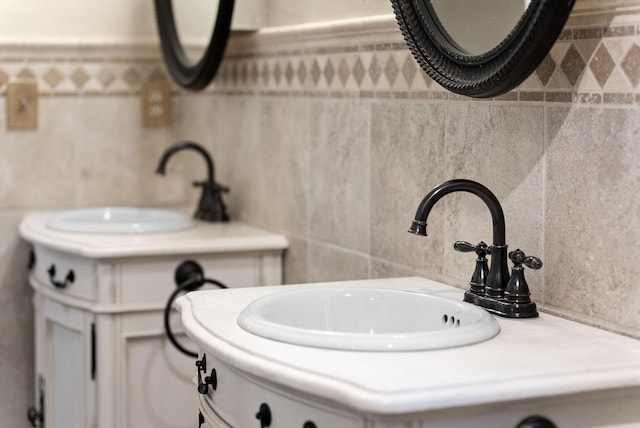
[[142, 80, 171, 127], [7, 80, 38, 130]]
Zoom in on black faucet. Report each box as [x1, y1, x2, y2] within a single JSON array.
[[156, 141, 230, 222], [409, 179, 539, 318]]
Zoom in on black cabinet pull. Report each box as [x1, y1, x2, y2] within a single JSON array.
[[303, 422, 317, 428], [198, 411, 205, 427], [47, 264, 75, 289], [27, 407, 43, 428], [28, 250, 36, 270], [516, 415, 557, 428], [27, 375, 44, 427], [196, 355, 217, 394], [255, 403, 271, 427]]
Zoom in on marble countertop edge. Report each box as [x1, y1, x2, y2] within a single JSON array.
[[19, 212, 289, 258], [177, 278, 640, 415]]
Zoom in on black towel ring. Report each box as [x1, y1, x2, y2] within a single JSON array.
[[163, 260, 228, 357]]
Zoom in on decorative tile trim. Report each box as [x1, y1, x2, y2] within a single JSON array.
[[214, 14, 640, 105], [0, 10, 639, 105], [0, 43, 167, 95]]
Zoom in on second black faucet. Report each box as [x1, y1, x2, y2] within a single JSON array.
[[156, 141, 230, 222]]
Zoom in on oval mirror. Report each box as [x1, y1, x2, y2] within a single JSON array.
[[154, 0, 235, 90], [391, 0, 575, 98]]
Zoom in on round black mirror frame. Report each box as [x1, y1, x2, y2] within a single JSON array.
[[154, 0, 235, 90], [391, 0, 575, 98]]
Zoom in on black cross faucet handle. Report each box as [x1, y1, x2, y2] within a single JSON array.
[[454, 241, 489, 259], [508, 249, 542, 269]]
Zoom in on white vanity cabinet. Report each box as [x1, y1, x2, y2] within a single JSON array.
[[195, 352, 362, 428], [33, 294, 96, 427], [177, 278, 640, 428], [20, 212, 288, 428]]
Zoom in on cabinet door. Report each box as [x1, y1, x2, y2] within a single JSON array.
[[119, 311, 197, 428], [39, 296, 95, 428]]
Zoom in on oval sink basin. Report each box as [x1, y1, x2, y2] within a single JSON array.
[[237, 287, 500, 351], [46, 207, 193, 234]]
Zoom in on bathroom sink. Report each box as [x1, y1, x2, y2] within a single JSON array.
[[237, 287, 500, 351], [46, 207, 193, 234]]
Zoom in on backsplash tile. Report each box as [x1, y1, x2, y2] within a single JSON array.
[[443, 105, 546, 300], [254, 99, 311, 236], [545, 106, 640, 331], [309, 100, 370, 253], [308, 241, 370, 283], [369, 102, 446, 277]]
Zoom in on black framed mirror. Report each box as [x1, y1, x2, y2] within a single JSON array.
[[391, 0, 575, 98], [154, 0, 235, 90]]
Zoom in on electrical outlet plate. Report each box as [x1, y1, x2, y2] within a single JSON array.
[[7, 80, 38, 130], [142, 80, 171, 127]]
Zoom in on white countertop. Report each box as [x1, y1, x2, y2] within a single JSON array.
[[19, 211, 289, 258], [176, 277, 640, 416]]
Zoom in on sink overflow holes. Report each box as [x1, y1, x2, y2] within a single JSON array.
[[441, 314, 461, 327]]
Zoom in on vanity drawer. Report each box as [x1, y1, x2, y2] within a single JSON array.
[[198, 353, 363, 428], [32, 246, 97, 301], [117, 253, 282, 306]]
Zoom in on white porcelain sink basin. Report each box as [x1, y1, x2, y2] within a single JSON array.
[[46, 207, 193, 234], [237, 287, 500, 351]]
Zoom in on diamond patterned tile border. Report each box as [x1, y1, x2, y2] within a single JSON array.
[[622, 43, 640, 87], [212, 18, 640, 105], [0, 16, 637, 104], [561, 45, 586, 86], [590, 44, 616, 87], [536, 55, 557, 86]]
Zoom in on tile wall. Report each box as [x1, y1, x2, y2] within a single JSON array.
[[1, 3, 639, 426], [0, 45, 199, 427]]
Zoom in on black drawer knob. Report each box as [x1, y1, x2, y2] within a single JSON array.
[[255, 403, 271, 427], [303, 422, 317, 428], [516, 415, 557, 428]]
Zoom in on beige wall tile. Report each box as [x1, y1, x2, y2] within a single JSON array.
[[370, 101, 447, 277], [370, 257, 422, 279], [309, 100, 370, 252], [178, 96, 263, 222], [248, 98, 311, 236], [282, 236, 309, 285], [0, 211, 34, 427], [307, 241, 370, 283], [0, 98, 76, 208], [73, 97, 183, 207], [545, 106, 640, 331], [443, 105, 546, 298]]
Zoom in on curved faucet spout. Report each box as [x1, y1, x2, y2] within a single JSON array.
[[155, 141, 215, 184], [409, 179, 509, 297], [409, 179, 506, 245]]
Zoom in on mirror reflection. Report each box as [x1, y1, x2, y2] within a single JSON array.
[[173, 0, 220, 61], [429, 0, 532, 55]]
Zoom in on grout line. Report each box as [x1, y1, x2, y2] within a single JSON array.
[[541, 105, 549, 305]]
